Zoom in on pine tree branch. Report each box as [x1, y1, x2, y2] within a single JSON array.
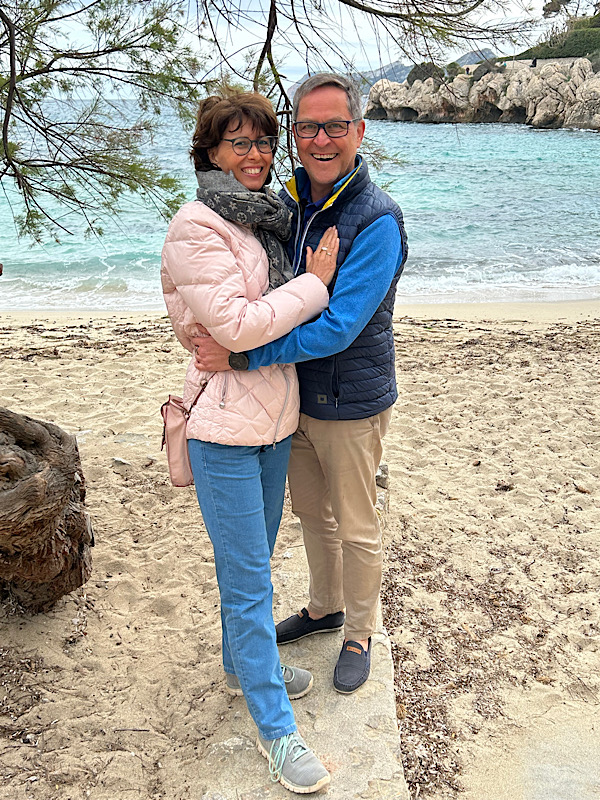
[[254, 0, 278, 89], [0, 7, 22, 189]]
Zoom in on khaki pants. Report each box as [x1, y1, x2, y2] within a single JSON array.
[[288, 407, 393, 641]]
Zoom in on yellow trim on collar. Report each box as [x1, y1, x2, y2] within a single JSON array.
[[322, 161, 362, 209], [284, 160, 362, 208], [285, 176, 300, 202]]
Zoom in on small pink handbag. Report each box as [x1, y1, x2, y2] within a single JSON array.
[[161, 382, 208, 487]]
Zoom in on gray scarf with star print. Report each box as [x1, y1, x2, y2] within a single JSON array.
[[196, 171, 294, 290]]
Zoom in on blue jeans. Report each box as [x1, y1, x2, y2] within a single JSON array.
[[188, 436, 296, 741]]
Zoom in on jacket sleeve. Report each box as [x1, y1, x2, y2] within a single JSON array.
[[246, 214, 403, 368], [161, 207, 330, 352]]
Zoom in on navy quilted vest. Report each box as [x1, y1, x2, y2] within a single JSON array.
[[281, 158, 408, 420]]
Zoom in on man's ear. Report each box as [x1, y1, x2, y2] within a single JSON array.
[[356, 119, 366, 147]]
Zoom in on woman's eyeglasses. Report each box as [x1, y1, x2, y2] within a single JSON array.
[[222, 136, 278, 155], [293, 120, 360, 138]]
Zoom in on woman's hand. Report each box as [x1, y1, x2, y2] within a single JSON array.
[[305, 226, 339, 287]]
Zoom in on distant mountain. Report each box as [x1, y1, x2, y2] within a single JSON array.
[[288, 50, 496, 97], [353, 61, 412, 88], [288, 61, 411, 97], [455, 48, 496, 67]]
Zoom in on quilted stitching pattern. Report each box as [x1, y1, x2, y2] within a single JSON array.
[[184, 362, 300, 446], [282, 161, 406, 420], [161, 201, 328, 445]]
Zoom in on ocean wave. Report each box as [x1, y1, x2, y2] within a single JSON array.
[[1, 119, 599, 309]]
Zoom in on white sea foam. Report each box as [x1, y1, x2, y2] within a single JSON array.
[[1, 118, 599, 310]]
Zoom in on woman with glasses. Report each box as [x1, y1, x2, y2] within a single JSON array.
[[161, 92, 338, 794]]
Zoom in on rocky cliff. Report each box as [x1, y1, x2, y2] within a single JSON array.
[[365, 58, 600, 130]]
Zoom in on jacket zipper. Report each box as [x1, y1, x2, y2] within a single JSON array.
[[285, 189, 336, 407], [219, 373, 228, 408], [293, 208, 327, 274], [283, 188, 326, 275], [272, 366, 291, 447], [285, 161, 362, 274], [290, 196, 306, 271]]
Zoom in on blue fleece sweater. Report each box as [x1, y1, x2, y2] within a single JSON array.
[[247, 173, 404, 370]]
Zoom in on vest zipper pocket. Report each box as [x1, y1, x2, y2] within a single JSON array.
[[332, 355, 340, 408]]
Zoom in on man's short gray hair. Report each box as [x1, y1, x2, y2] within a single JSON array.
[[292, 73, 363, 121]]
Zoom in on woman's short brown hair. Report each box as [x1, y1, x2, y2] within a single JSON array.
[[191, 91, 278, 172]]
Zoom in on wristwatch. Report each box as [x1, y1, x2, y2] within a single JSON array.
[[228, 351, 250, 371]]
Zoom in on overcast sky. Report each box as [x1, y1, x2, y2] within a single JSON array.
[[199, 0, 549, 87]]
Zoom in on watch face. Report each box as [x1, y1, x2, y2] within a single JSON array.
[[229, 352, 249, 370]]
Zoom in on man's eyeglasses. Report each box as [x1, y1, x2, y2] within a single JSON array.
[[293, 120, 361, 139], [221, 136, 278, 155]]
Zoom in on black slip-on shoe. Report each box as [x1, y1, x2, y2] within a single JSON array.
[[276, 607, 345, 644], [333, 638, 372, 694]]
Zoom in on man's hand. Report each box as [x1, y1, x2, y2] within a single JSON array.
[[191, 332, 232, 371]]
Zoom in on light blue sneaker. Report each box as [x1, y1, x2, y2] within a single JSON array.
[[257, 730, 330, 794], [226, 664, 313, 700]]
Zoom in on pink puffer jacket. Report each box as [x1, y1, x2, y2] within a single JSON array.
[[161, 201, 329, 446]]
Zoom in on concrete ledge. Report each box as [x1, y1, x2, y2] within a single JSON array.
[[199, 603, 409, 799]]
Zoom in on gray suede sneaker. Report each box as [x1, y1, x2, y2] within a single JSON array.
[[226, 664, 313, 700], [257, 731, 330, 794]]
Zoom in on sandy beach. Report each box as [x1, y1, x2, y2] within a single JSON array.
[[1, 301, 599, 799]]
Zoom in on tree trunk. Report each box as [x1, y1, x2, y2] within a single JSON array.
[[0, 407, 94, 612]]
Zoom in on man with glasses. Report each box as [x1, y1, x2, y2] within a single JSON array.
[[195, 73, 407, 694]]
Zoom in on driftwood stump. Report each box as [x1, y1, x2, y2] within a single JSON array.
[[0, 407, 94, 612]]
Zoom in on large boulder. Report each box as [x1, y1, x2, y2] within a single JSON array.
[[438, 75, 473, 115], [564, 72, 600, 128], [531, 95, 566, 127], [497, 67, 531, 121], [571, 57, 594, 87], [469, 71, 510, 121], [365, 58, 600, 130]]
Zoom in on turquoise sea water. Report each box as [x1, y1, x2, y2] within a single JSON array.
[[1, 117, 599, 311]]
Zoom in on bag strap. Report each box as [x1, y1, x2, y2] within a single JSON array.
[[185, 373, 214, 418]]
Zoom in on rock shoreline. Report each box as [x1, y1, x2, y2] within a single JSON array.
[[365, 57, 600, 130]]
